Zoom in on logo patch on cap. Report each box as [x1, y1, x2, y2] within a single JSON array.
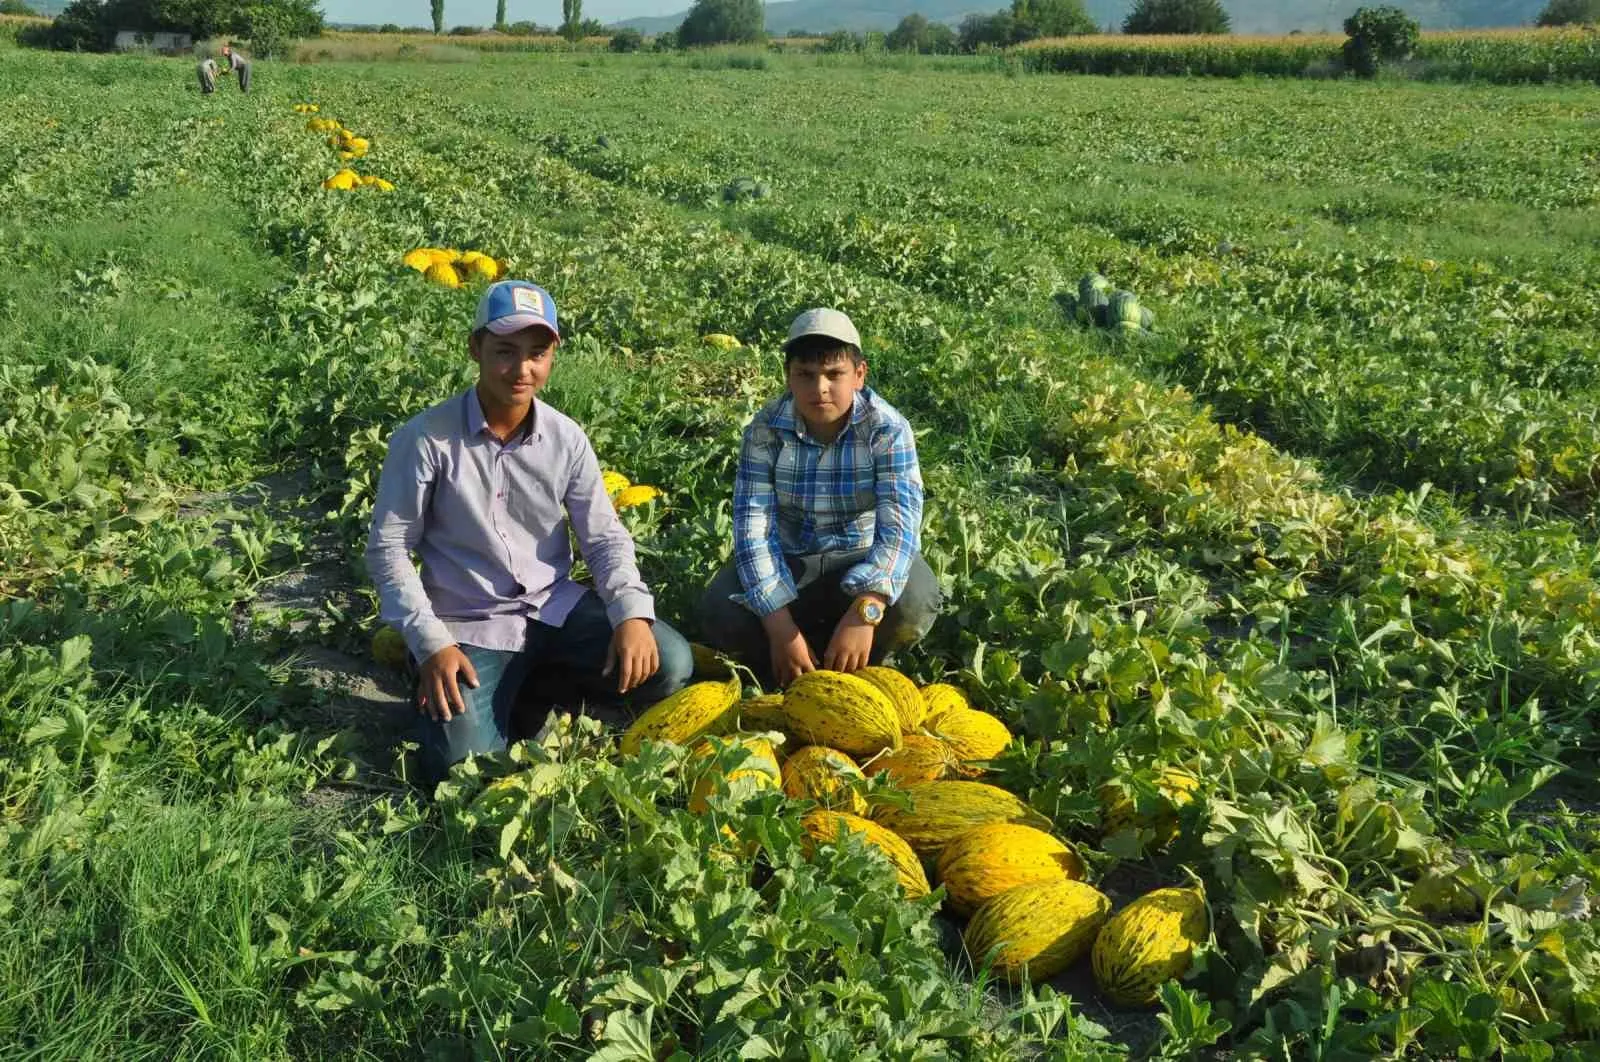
[[512, 286, 544, 316]]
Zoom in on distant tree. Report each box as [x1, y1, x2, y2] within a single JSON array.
[[494, 0, 505, 29], [561, 0, 581, 39], [651, 27, 676, 49], [0, 0, 39, 15], [431, 0, 444, 34], [818, 27, 859, 51], [957, 11, 1017, 49], [886, 13, 928, 49], [27, 0, 321, 51], [609, 26, 643, 49], [1341, 4, 1419, 76], [448, 23, 479, 34], [677, 0, 763, 45], [886, 13, 959, 52], [507, 19, 541, 34], [1123, 0, 1231, 33], [786, 27, 810, 37], [1538, 0, 1600, 24], [1011, 0, 1095, 37], [378, 22, 402, 32]]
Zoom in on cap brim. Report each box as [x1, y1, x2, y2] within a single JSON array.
[[485, 314, 559, 338], [783, 329, 859, 353]]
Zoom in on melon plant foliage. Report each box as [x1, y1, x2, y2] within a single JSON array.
[[1122, 0, 1232, 35], [1538, 0, 1600, 24]]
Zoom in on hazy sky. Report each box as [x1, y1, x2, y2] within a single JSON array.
[[322, 1, 680, 26]]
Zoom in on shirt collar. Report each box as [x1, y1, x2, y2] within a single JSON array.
[[775, 388, 872, 441], [465, 388, 538, 444]]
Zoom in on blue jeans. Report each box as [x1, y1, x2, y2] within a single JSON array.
[[416, 590, 693, 784]]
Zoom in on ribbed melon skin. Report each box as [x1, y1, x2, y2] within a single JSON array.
[[935, 823, 1085, 917], [621, 678, 741, 755], [856, 666, 927, 731], [687, 736, 781, 814], [783, 671, 902, 758], [1091, 887, 1207, 1006], [919, 683, 970, 727], [871, 781, 1051, 857], [688, 642, 734, 679], [727, 693, 786, 728], [781, 746, 867, 815], [932, 708, 1012, 766], [800, 810, 931, 898], [964, 878, 1112, 983], [861, 734, 956, 786], [1099, 766, 1199, 844]]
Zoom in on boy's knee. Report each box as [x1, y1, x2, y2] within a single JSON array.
[[643, 621, 695, 698], [885, 561, 941, 647], [420, 698, 507, 785], [698, 579, 759, 653]]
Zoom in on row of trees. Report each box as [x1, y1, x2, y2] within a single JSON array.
[[24, 0, 322, 53], [19, 0, 1596, 55], [657, 0, 1231, 52], [420, 0, 598, 41]]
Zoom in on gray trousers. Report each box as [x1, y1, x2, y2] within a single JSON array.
[[198, 66, 216, 94], [236, 61, 251, 92], [699, 549, 940, 686]]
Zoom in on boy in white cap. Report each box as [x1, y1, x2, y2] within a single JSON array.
[[699, 308, 939, 687], [367, 280, 693, 784]]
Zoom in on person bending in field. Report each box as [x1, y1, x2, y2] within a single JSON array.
[[197, 56, 219, 95], [220, 43, 251, 92], [367, 280, 694, 784], [699, 308, 939, 687]]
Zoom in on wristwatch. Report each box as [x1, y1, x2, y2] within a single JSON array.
[[855, 598, 886, 627]]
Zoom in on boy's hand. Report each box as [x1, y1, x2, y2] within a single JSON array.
[[418, 645, 479, 722], [604, 618, 659, 694], [762, 608, 816, 687], [823, 609, 876, 674]]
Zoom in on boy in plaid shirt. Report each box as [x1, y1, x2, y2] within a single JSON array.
[[699, 308, 940, 687]]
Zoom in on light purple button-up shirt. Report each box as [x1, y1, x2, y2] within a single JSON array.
[[365, 388, 655, 662]]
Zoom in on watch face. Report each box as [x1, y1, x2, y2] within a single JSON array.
[[861, 600, 885, 624]]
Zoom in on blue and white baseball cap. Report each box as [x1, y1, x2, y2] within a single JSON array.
[[472, 280, 560, 338]]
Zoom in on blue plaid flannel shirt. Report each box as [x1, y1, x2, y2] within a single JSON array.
[[732, 387, 924, 617]]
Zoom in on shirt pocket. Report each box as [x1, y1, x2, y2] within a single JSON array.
[[504, 453, 564, 537], [850, 445, 878, 512]]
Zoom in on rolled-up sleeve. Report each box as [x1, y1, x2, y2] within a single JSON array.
[[841, 419, 922, 604], [565, 436, 655, 627], [732, 419, 799, 617], [366, 426, 455, 663]]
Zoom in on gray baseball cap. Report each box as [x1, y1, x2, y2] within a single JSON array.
[[783, 308, 861, 353]]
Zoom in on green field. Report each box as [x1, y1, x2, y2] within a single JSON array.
[[2, 44, 1598, 1059]]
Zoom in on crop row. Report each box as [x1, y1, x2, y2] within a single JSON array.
[[432, 61, 1600, 518], [257, 72, 1600, 1054], [1020, 27, 1600, 84], [1, 52, 1596, 1057]]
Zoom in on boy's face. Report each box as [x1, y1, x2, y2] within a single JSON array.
[[471, 326, 557, 408], [787, 352, 866, 433]]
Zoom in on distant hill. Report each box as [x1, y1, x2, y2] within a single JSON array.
[[617, 0, 1549, 36]]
